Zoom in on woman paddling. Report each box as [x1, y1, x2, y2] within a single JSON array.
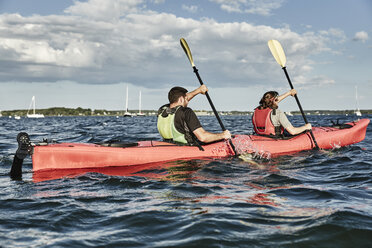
[[252, 89, 312, 137]]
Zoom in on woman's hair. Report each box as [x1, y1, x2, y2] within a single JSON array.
[[258, 91, 279, 109], [168, 86, 188, 104]]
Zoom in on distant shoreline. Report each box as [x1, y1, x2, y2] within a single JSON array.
[[1, 107, 371, 117]]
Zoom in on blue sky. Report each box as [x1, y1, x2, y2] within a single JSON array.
[[0, 0, 371, 112]]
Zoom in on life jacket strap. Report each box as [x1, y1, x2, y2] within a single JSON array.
[[274, 126, 282, 136], [162, 138, 205, 151]]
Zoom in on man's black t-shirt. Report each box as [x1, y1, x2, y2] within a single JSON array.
[[159, 104, 202, 135], [174, 107, 202, 134]]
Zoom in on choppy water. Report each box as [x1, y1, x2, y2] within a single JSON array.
[[0, 115, 371, 247]]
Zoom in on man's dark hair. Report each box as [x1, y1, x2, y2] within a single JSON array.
[[168, 87, 188, 104]]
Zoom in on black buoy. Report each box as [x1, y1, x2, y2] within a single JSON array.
[[10, 132, 32, 180]]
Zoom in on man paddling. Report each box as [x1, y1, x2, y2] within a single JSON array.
[[157, 85, 231, 146], [252, 89, 312, 136]]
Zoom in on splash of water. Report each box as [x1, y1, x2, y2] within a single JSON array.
[[233, 135, 271, 160]]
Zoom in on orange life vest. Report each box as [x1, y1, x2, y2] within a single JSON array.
[[252, 108, 283, 136]]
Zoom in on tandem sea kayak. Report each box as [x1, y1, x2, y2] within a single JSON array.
[[11, 119, 369, 177]]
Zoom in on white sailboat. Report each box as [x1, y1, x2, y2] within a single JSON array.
[[137, 91, 145, 116], [123, 85, 133, 117], [354, 86, 362, 116], [27, 96, 44, 118]]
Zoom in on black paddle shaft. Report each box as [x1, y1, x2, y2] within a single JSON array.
[[192, 66, 237, 154], [193, 66, 226, 131], [282, 67, 319, 149], [282, 67, 308, 122]]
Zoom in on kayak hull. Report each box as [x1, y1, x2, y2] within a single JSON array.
[[31, 119, 369, 171], [32, 140, 235, 171]]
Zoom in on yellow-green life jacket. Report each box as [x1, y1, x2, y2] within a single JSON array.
[[157, 105, 188, 144]]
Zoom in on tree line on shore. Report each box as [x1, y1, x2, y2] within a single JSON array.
[[1, 107, 371, 117]]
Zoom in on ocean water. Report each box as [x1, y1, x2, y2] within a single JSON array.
[[0, 115, 371, 247]]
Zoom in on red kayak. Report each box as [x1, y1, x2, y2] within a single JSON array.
[[11, 119, 369, 175]]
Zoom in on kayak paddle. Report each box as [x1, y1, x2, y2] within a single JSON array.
[[180, 38, 236, 154], [268, 39, 319, 149]]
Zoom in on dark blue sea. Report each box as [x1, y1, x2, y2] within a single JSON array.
[[1, 114, 371, 247]]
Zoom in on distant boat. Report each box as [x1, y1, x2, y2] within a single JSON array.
[[285, 111, 293, 116], [137, 91, 145, 116], [354, 86, 362, 116], [27, 96, 44, 118], [123, 85, 133, 117]]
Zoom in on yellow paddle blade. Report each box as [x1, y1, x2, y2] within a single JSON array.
[[180, 38, 195, 67], [268, 39, 286, 68]]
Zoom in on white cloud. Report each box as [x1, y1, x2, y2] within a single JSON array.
[[65, 0, 145, 21], [150, 0, 165, 3], [0, 0, 338, 89], [182, 5, 199, 14], [293, 75, 335, 89], [353, 31, 368, 42], [209, 0, 285, 16]]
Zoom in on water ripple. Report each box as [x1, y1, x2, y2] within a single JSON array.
[[0, 115, 371, 247]]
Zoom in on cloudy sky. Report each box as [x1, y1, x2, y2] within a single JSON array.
[[0, 0, 371, 112]]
